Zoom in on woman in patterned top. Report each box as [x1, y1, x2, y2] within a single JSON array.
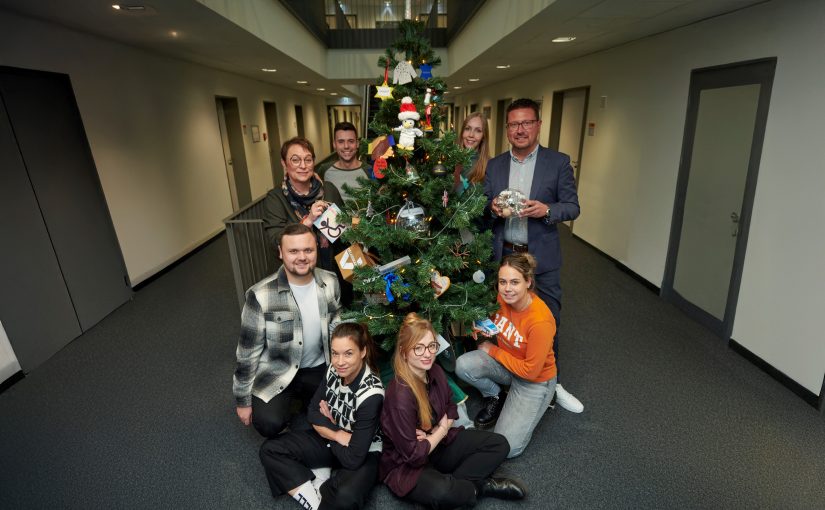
[[259, 322, 383, 510]]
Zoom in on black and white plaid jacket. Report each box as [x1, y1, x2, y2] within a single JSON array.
[[233, 266, 341, 407]]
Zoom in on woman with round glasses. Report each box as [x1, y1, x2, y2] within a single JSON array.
[[454, 112, 492, 193], [259, 322, 384, 510], [379, 313, 526, 508], [263, 137, 345, 276], [455, 253, 557, 458]]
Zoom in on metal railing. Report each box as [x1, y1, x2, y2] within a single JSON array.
[[223, 197, 278, 309]]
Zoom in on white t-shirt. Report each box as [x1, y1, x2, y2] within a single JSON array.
[[289, 279, 325, 369]]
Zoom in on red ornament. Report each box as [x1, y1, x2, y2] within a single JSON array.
[[373, 158, 387, 179]]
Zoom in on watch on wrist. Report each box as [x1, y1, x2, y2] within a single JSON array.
[[544, 205, 552, 221]]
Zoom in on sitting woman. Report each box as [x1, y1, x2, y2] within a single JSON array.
[[380, 313, 526, 509], [259, 322, 384, 510], [455, 253, 557, 458]]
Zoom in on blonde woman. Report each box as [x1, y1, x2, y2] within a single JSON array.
[[379, 313, 525, 509], [454, 112, 492, 192]]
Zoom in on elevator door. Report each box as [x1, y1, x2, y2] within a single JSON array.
[[0, 67, 132, 370]]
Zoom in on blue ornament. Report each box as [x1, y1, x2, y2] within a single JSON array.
[[419, 64, 433, 80]]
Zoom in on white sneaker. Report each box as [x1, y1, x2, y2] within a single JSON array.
[[554, 384, 584, 413], [311, 467, 331, 492]]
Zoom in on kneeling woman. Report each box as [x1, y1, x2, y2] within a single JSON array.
[[455, 253, 557, 458], [259, 323, 383, 510], [380, 313, 526, 509]]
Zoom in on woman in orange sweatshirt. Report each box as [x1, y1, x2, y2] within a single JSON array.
[[455, 252, 557, 457]]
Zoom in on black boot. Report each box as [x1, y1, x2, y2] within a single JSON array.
[[480, 476, 527, 500], [474, 391, 505, 428]]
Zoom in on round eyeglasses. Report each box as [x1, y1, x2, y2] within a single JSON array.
[[412, 342, 439, 356], [289, 155, 314, 167]]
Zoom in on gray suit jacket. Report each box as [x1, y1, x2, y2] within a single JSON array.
[[483, 145, 580, 274]]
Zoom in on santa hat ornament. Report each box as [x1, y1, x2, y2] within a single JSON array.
[[397, 97, 420, 121]]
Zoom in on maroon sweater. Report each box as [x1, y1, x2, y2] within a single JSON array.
[[379, 363, 461, 496]]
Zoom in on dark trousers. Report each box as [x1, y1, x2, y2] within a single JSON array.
[[405, 429, 509, 510], [260, 430, 379, 510], [251, 364, 326, 438], [534, 269, 562, 362]]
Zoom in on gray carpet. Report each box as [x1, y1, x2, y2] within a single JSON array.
[[1, 228, 824, 509]]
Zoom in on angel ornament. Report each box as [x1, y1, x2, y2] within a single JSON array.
[[394, 96, 424, 150]]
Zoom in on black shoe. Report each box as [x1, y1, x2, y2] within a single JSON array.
[[474, 392, 505, 428], [480, 476, 527, 500]]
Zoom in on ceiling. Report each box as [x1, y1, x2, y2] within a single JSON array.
[[0, 0, 769, 101]]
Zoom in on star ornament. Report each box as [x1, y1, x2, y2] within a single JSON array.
[[375, 81, 394, 100]]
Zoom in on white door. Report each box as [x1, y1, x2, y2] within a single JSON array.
[[672, 85, 760, 320], [216, 99, 239, 211]]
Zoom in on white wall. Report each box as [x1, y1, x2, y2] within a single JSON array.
[[451, 0, 825, 394], [0, 11, 330, 284]]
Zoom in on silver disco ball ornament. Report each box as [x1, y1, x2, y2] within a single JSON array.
[[395, 200, 430, 235]]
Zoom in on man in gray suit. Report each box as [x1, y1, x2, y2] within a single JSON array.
[[483, 98, 584, 414]]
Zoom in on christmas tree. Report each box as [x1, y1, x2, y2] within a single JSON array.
[[337, 20, 498, 352]]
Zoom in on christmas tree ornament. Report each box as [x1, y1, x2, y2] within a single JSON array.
[[375, 63, 395, 100], [377, 255, 412, 275], [366, 200, 374, 218], [419, 63, 433, 80], [394, 97, 423, 150], [405, 161, 420, 181], [494, 188, 528, 218], [432, 162, 447, 176], [395, 200, 429, 234], [373, 158, 387, 179], [430, 270, 451, 298], [383, 272, 411, 302], [393, 60, 417, 84], [422, 88, 434, 132], [369, 135, 394, 178], [472, 270, 486, 284], [442, 190, 449, 208]]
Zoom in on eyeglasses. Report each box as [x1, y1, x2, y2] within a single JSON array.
[[289, 155, 314, 167], [412, 342, 438, 356], [505, 119, 539, 131]]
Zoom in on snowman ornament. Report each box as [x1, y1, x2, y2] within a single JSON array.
[[393, 97, 424, 150]]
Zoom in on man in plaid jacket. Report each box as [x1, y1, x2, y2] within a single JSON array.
[[233, 223, 342, 438]]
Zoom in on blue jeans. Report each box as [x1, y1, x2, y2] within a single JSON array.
[[455, 350, 556, 458]]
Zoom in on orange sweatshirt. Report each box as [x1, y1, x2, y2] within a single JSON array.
[[487, 292, 557, 382]]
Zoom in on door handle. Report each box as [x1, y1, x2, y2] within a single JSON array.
[[730, 212, 739, 237]]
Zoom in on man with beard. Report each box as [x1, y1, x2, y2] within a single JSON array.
[[233, 223, 342, 438], [316, 121, 371, 203]]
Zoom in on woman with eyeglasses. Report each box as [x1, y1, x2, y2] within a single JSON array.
[[263, 137, 345, 276], [455, 253, 557, 458], [379, 313, 526, 509], [259, 322, 384, 510]]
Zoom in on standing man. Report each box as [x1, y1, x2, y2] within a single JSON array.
[[233, 223, 342, 438], [316, 121, 371, 202], [484, 98, 584, 414]]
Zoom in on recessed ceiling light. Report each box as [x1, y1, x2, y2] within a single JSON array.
[[317, 87, 326, 91], [330, 92, 338, 96], [468, 78, 480, 82], [112, 4, 146, 11], [452, 86, 462, 90], [169, 30, 179, 38], [296, 80, 308, 84], [261, 68, 277, 72], [552, 36, 576, 43], [495, 64, 510, 69]]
